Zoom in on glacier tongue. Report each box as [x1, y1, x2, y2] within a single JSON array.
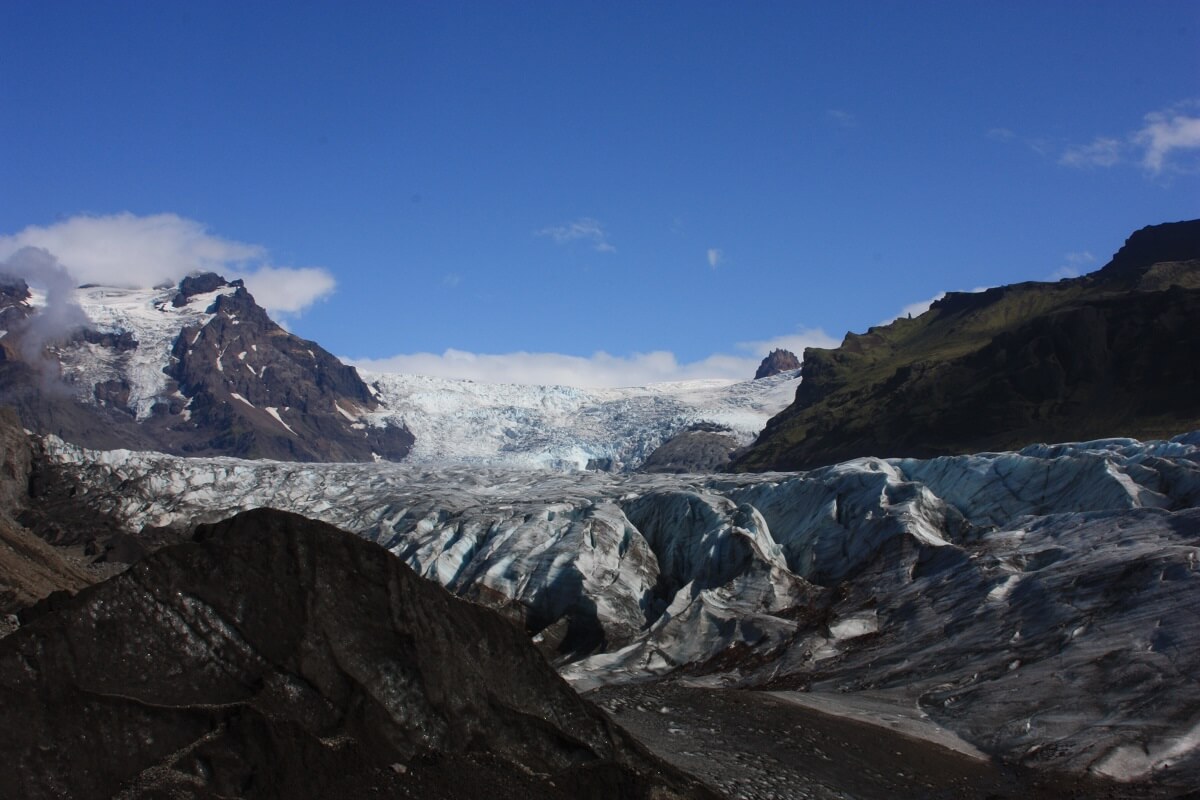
[[36, 431, 1200, 780], [358, 370, 802, 471]]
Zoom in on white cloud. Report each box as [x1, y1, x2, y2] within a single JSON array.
[[987, 127, 1016, 142], [1060, 136, 1122, 168], [707, 248, 723, 269], [349, 328, 838, 388], [535, 217, 615, 253], [884, 293, 946, 324], [0, 212, 336, 316], [1048, 250, 1095, 281], [1057, 101, 1200, 175], [442, 273, 462, 288], [1135, 105, 1200, 174], [879, 287, 992, 326], [239, 266, 336, 315]]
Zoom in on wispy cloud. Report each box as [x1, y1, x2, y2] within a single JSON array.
[[1060, 137, 1122, 169], [535, 217, 615, 253], [0, 212, 336, 316], [1048, 251, 1095, 281], [826, 109, 856, 128], [442, 273, 462, 288], [349, 328, 837, 388], [986, 127, 1016, 142], [707, 248, 723, 269], [1058, 100, 1200, 175]]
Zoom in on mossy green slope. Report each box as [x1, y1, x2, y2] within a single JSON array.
[[735, 220, 1200, 472]]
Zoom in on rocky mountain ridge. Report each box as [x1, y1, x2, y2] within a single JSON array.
[[736, 219, 1200, 471]]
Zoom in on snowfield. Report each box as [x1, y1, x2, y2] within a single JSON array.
[[39, 430, 1200, 783]]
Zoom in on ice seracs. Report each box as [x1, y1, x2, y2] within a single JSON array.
[[35, 429, 1200, 782]]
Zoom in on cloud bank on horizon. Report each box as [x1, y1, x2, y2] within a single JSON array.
[[349, 327, 838, 388], [0, 213, 336, 317], [0, 212, 842, 388]]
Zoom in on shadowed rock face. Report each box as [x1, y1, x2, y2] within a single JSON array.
[[0, 408, 94, 615], [641, 423, 743, 474], [0, 508, 710, 800], [164, 282, 413, 461], [737, 220, 1200, 471]]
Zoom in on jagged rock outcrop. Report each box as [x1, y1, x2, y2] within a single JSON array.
[[0, 508, 711, 799], [753, 348, 800, 379], [641, 423, 743, 473], [164, 278, 413, 460], [736, 220, 1200, 471]]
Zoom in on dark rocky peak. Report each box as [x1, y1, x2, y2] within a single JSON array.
[[754, 348, 801, 379], [1097, 219, 1200, 282], [0, 508, 709, 799], [0, 275, 30, 309], [0, 275, 32, 332], [171, 271, 245, 307], [164, 281, 412, 461]]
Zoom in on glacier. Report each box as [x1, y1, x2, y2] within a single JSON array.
[[35, 430, 1200, 782]]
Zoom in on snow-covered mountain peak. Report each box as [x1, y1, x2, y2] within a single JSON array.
[[34, 282, 237, 418]]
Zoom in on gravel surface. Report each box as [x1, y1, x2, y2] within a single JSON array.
[[590, 682, 1191, 800]]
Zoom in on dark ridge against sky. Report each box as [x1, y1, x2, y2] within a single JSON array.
[[1, 2, 1198, 386]]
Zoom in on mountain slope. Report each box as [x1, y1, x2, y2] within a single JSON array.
[[1, 270, 797, 469], [0, 507, 711, 799], [0, 274, 413, 461], [735, 220, 1200, 471]]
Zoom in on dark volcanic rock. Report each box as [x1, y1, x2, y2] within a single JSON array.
[[0, 508, 712, 800], [642, 423, 743, 474], [0, 409, 94, 615], [736, 220, 1200, 471], [754, 348, 801, 379], [164, 283, 413, 461], [172, 271, 244, 307]]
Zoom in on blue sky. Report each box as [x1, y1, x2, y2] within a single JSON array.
[[2, 2, 1198, 385]]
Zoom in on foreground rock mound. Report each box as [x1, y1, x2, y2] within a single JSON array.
[[0, 508, 709, 799], [737, 219, 1200, 471]]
